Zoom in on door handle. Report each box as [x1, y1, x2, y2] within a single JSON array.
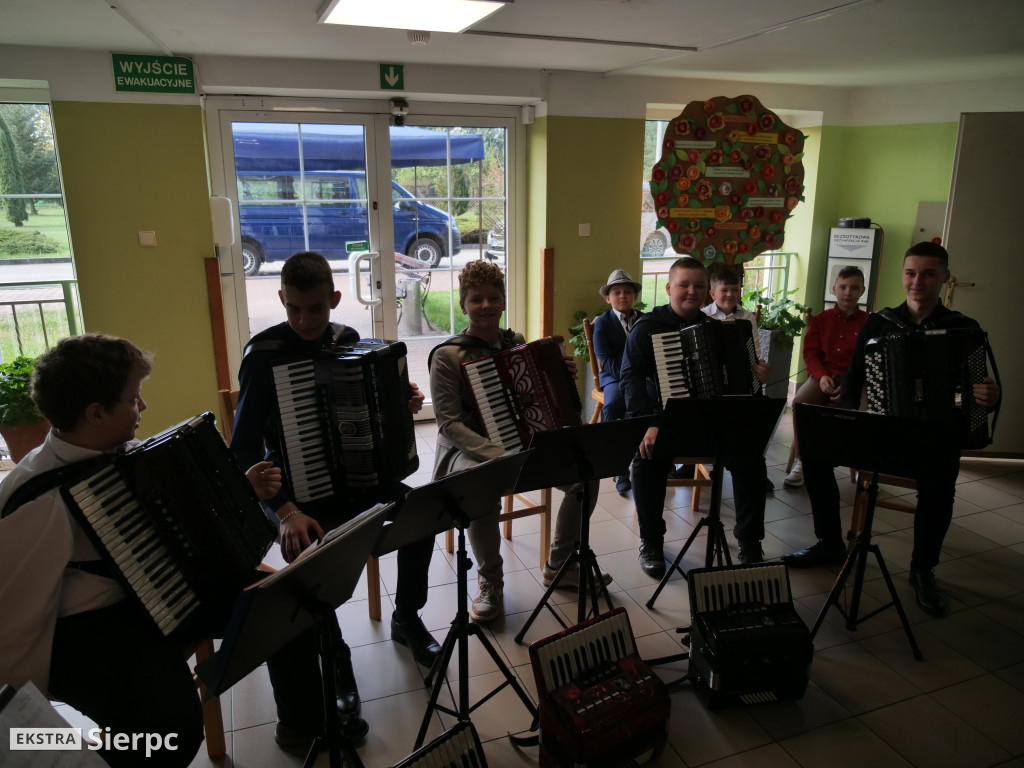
[[943, 275, 976, 307], [349, 251, 382, 306]]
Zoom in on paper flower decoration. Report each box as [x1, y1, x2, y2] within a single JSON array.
[[648, 93, 806, 266]]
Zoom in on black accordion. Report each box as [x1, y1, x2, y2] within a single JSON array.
[[271, 340, 418, 506], [392, 721, 487, 768], [651, 318, 760, 407], [461, 336, 582, 452], [61, 412, 275, 640], [687, 563, 812, 709], [864, 327, 992, 449], [529, 608, 670, 767]]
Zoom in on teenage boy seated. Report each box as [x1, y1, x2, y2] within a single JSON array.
[[783, 243, 1000, 617], [0, 334, 279, 767], [783, 266, 867, 487], [592, 268, 648, 495], [620, 257, 772, 575], [230, 251, 437, 745], [429, 259, 608, 623], [701, 266, 763, 359]]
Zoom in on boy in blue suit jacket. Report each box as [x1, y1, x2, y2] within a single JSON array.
[[593, 269, 646, 493]]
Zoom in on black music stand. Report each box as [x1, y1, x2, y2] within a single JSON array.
[[795, 404, 924, 660], [645, 397, 785, 610], [196, 503, 392, 768], [512, 417, 655, 644], [373, 452, 538, 750]]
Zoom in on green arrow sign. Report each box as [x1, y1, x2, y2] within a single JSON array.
[[380, 63, 404, 91]]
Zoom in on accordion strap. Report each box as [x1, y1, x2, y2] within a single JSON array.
[[426, 329, 518, 374], [1, 454, 112, 519]]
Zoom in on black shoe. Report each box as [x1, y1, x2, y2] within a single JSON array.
[[766, 478, 775, 493], [391, 612, 441, 669], [667, 464, 695, 479], [336, 690, 360, 719], [782, 540, 847, 569], [338, 713, 369, 744], [639, 541, 665, 578], [334, 654, 361, 718], [615, 474, 631, 495], [909, 569, 947, 616], [738, 541, 764, 564], [276, 715, 368, 749]]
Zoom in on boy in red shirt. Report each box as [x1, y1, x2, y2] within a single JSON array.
[[783, 266, 867, 487]]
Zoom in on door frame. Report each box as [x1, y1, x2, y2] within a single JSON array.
[[204, 96, 524, 396]]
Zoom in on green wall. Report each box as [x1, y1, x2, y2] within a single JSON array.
[[531, 115, 645, 350], [52, 101, 219, 436], [830, 122, 958, 311]]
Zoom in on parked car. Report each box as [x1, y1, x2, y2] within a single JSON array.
[[237, 170, 460, 275], [640, 181, 672, 259], [485, 219, 505, 260]]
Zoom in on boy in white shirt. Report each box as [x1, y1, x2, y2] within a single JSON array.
[[701, 266, 762, 359]]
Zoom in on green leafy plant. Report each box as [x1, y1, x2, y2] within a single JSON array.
[[0, 356, 42, 426], [569, 301, 647, 362], [744, 288, 809, 344]]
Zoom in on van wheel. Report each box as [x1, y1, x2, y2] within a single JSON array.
[[643, 232, 669, 259], [242, 241, 264, 276], [408, 237, 443, 268]]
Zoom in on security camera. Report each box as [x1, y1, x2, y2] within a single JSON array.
[[390, 98, 409, 126]]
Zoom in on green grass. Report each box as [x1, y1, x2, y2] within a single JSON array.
[[0, 306, 80, 361], [0, 205, 72, 259]]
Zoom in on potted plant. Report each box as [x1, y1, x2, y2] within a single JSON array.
[[744, 288, 811, 399], [0, 355, 50, 463]]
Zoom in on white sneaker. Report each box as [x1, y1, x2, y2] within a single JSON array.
[[541, 561, 613, 590], [470, 579, 503, 623], [784, 459, 804, 487]]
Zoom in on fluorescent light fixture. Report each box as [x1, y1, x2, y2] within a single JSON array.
[[318, 0, 510, 34]]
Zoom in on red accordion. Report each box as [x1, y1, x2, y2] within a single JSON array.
[[461, 336, 582, 451]]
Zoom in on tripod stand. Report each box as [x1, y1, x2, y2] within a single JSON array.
[[197, 503, 393, 768], [373, 453, 537, 751], [796, 404, 924, 660], [512, 417, 655, 644], [645, 397, 785, 611]]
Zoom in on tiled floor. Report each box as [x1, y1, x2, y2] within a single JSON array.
[[31, 412, 1024, 767]]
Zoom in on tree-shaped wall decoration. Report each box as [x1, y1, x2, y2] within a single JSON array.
[[651, 94, 806, 266]]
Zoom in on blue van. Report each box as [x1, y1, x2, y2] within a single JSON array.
[[232, 123, 483, 274], [236, 169, 460, 274]]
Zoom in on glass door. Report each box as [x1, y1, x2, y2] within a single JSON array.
[[211, 105, 512, 417]]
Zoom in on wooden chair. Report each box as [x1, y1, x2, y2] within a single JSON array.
[[186, 640, 227, 757], [849, 469, 918, 541], [582, 317, 605, 425], [445, 490, 552, 571], [217, 389, 384, 621]]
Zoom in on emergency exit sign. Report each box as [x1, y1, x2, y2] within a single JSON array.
[[111, 53, 196, 94], [380, 63, 405, 91]]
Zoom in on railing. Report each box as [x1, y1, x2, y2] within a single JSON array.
[[0, 279, 81, 361], [638, 251, 795, 304]]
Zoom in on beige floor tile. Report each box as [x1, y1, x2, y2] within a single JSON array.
[[809, 643, 920, 715], [780, 719, 913, 768], [930, 675, 1024, 755], [859, 694, 1010, 768]]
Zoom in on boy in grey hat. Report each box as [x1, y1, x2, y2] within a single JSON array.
[[593, 268, 649, 494]]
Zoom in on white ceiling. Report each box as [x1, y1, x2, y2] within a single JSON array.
[[2, 0, 1024, 88]]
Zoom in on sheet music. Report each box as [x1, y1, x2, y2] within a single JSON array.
[[0, 682, 107, 767], [255, 502, 393, 589]]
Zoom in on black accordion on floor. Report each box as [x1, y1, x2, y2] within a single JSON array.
[[687, 563, 812, 709], [529, 608, 670, 767], [651, 318, 760, 406], [271, 340, 418, 507], [864, 327, 992, 449], [61, 412, 275, 640]]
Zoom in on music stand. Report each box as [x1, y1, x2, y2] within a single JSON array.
[[795, 404, 924, 660], [644, 397, 785, 610], [512, 417, 655, 644], [196, 503, 392, 768], [373, 452, 538, 750]]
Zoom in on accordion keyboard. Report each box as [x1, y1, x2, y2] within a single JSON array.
[[272, 359, 334, 502], [651, 332, 692, 407], [462, 357, 522, 450], [67, 466, 199, 635], [690, 563, 792, 614]]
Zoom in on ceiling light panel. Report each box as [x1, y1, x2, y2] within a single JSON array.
[[319, 0, 509, 34]]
